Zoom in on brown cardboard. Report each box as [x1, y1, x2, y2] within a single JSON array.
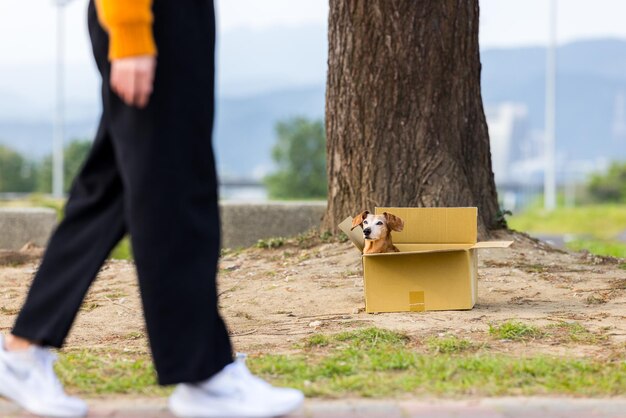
[[376, 207, 478, 244], [339, 207, 512, 313]]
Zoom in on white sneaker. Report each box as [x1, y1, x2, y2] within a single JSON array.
[[0, 335, 88, 417], [169, 353, 304, 418]]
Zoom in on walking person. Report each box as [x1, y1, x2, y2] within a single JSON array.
[[0, 0, 304, 417]]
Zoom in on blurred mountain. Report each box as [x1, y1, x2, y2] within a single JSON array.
[[1, 35, 626, 177], [214, 86, 324, 179], [481, 38, 626, 162]]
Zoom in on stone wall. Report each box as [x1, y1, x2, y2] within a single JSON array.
[[0, 202, 328, 250]]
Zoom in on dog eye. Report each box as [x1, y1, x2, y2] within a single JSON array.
[[363, 221, 368, 225], [376, 221, 383, 225]]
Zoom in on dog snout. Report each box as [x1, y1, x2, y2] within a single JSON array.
[[363, 227, 371, 236]]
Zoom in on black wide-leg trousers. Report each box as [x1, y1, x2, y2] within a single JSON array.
[[12, 0, 233, 385]]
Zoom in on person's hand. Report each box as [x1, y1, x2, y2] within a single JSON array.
[[110, 55, 156, 108]]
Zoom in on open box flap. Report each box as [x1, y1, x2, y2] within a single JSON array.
[[470, 240, 514, 249], [362, 240, 513, 257], [340, 215, 514, 255], [363, 246, 471, 257], [338, 216, 365, 252]]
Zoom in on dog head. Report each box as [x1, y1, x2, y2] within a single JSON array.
[[351, 211, 404, 241]]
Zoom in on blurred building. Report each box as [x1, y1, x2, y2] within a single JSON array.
[[486, 103, 542, 209], [612, 91, 626, 144], [486, 101, 616, 211], [485, 103, 532, 184]]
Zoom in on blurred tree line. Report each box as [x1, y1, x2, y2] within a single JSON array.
[[1, 116, 328, 199], [3, 127, 624, 204], [587, 162, 626, 203], [0, 140, 91, 193], [263, 117, 327, 199]]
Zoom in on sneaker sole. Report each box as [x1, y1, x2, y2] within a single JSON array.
[[169, 393, 304, 418]]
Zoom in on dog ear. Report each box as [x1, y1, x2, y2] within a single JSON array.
[[350, 210, 369, 230], [384, 212, 404, 232]]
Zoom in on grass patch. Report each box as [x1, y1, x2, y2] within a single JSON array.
[[488, 321, 545, 341], [293, 229, 349, 248], [124, 331, 145, 340], [508, 204, 626, 240], [51, 327, 625, 397], [249, 327, 626, 397], [110, 236, 133, 260], [545, 322, 607, 344], [567, 239, 626, 259], [488, 321, 604, 344], [508, 204, 626, 258], [305, 334, 330, 348], [619, 263, 626, 270], [80, 302, 100, 312], [332, 327, 409, 347], [426, 335, 474, 354], [56, 350, 169, 396], [256, 237, 285, 249]]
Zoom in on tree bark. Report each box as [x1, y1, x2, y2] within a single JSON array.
[[323, 0, 500, 238]]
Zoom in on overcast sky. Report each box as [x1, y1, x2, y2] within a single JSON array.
[[2, 0, 626, 67], [1, 0, 626, 108]]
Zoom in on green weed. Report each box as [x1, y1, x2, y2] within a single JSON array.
[[110, 236, 133, 260], [567, 239, 626, 259], [52, 327, 626, 398], [248, 327, 626, 398], [507, 204, 626, 258], [426, 335, 474, 354], [332, 327, 409, 348], [305, 334, 330, 348], [79, 302, 100, 312], [488, 321, 545, 341], [56, 350, 169, 396], [508, 204, 626, 240], [320, 231, 333, 242], [545, 321, 606, 344], [256, 237, 285, 249]]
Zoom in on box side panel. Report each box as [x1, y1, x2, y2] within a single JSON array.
[[363, 251, 473, 312], [375, 207, 477, 244], [469, 249, 478, 307]]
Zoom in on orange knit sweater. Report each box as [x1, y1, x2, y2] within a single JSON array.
[[94, 0, 156, 60]]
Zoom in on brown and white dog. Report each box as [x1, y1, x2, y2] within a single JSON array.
[[350, 211, 404, 254]]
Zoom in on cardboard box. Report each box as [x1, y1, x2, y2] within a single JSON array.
[[338, 207, 512, 313]]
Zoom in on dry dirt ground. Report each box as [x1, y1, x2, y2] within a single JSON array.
[[0, 232, 625, 359]]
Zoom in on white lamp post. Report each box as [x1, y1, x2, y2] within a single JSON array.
[[53, 0, 71, 198], [544, 0, 557, 211]]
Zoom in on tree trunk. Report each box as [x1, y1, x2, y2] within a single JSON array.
[[323, 0, 500, 238]]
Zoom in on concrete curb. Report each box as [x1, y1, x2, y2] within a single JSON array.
[[0, 208, 57, 250], [0, 202, 327, 251], [220, 201, 326, 248]]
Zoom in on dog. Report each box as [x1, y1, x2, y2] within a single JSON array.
[[350, 211, 404, 254]]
